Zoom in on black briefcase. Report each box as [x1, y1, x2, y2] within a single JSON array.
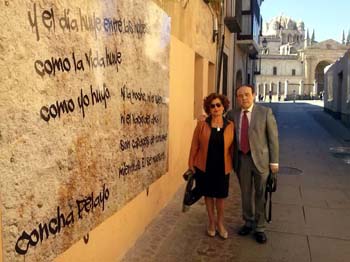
[[182, 169, 202, 212], [265, 172, 277, 223]]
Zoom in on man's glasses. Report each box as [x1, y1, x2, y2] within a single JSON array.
[[210, 103, 222, 109]]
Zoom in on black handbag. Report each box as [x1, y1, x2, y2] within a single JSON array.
[[265, 172, 277, 223], [182, 169, 202, 212]]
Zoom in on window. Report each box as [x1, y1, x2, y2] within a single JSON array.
[[327, 73, 333, 101], [273, 67, 277, 75], [348, 58, 350, 103], [337, 72, 343, 110], [290, 47, 297, 54], [208, 62, 215, 94], [292, 69, 296, 76]]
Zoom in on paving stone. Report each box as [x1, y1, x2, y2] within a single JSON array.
[[301, 175, 341, 190], [277, 175, 302, 187], [301, 187, 348, 208], [309, 236, 350, 262], [267, 203, 307, 234], [267, 231, 310, 262], [335, 176, 350, 190], [305, 207, 350, 240], [272, 184, 302, 205]]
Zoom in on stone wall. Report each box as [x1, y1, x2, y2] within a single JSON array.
[[324, 51, 350, 126], [0, 1, 170, 261]]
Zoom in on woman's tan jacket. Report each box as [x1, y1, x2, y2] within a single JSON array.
[[188, 118, 234, 175]]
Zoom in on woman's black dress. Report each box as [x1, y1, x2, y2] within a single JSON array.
[[196, 126, 229, 198]]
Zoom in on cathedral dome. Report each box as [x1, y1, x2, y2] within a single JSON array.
[[297, 21, 305, 31], [263, 15, 303, 37], [287, 19, 296, 30]]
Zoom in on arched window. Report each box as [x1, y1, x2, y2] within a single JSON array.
[[281, 34, 286, 44], [289, 47, 297, 54]]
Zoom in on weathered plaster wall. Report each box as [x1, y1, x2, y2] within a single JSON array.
[[54, 35, 196, 262], [1, 0, 216, 261], [0, 0, 170, 261]]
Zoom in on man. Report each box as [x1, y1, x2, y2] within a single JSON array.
[[293, 90, 296, 103], [227, 84, 279, 244]]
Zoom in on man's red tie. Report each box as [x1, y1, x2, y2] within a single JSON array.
[[240, 110, 250, 154]]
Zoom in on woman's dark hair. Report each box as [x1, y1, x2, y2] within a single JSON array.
[[203, 93, 230, 115]]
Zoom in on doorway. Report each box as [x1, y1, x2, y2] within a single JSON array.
[[233, 70, 243, 109], [337, 71, 343, 118], [315, 61, 331, 94]]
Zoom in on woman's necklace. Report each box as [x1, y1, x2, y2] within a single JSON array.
[[212, 120, 223, 132]]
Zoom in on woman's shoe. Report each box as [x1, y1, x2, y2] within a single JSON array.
[[217, 227, 228, 239], [207, 227, 216, 237]]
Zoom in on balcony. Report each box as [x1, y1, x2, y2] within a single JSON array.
[[237, 0, 262, 55], [224, 0, 242, 33]]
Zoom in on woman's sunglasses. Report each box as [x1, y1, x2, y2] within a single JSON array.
[[210, 103, 222, 109]]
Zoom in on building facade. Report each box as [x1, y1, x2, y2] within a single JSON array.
[[324, 50, 350, 126], [256, 15, 349, 102]]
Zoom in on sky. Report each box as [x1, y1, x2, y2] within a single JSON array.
[[261, 0, 350, 43]]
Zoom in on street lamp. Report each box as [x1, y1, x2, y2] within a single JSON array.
[[262, 37, 268, 50]]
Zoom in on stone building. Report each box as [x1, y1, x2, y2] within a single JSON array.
[[324, 50, 350, 126], [255, 15, 349, 102]]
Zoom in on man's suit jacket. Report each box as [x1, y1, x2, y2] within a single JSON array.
[[226, 104, 279, 176]]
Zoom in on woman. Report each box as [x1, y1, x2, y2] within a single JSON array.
[[188, 93, 234, 239]]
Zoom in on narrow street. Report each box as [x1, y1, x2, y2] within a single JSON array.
[[122, 101, 350, 262]]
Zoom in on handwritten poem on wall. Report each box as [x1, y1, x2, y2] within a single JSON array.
[[0, 1, 170, 261]]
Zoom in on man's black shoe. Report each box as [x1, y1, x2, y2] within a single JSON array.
[[255, 232, 267, 244], [238, 226, 252, 236]]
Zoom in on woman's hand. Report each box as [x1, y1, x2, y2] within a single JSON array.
[[183, 168, 195, 181]]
